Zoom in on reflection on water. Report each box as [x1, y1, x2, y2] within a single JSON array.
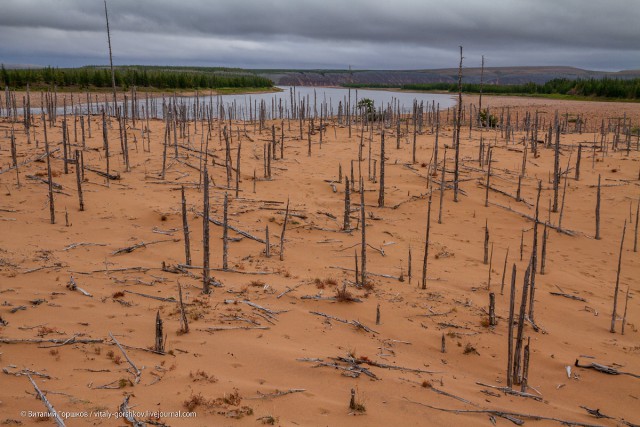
[[20, 86, 456, 119]]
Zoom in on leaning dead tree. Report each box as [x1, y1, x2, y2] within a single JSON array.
[[103, 0, 118, 108], [610, 220, 627, 333]]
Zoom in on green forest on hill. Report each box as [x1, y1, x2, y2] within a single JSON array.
[[0, 65, 274, 90], [345, 77, 640, 100]]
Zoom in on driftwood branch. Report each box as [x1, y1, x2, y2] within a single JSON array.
[[310, 311, 378, 333], [196, 212, 265, 243], [549, 292, 587, 302], [109, 332, 142, 383], [246, 389, 306, 400], [119, 395, 145, 427], [476, 381, 543, 401], [575, 359, 640, 379], [0, 337, 104, 345], [201, 326, 270, 332], [403, 397, 606, 427], [26, 374, 67, 427], [112, 239, 176, 255]]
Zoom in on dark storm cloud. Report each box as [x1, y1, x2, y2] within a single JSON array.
[[0, 0, 639, 70]]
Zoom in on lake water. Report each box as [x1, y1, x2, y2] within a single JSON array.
[[19, 86, 457, 119]]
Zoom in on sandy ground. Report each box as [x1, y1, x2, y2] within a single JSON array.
[[0, 94, 639, 427]]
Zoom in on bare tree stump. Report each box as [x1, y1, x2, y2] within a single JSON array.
[[610, 220, 627, 333]]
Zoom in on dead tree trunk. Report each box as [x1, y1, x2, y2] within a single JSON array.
[[575, 143, 582, 180], [279, 198, 290, 261], [202, 167, 211, 294], [438, 148, 447, 224], [421, 192, 433, 290], [610, 220, 627, 333], [489, 292, 496, 326], [483, 220, 490, 264], [453, 46, 463, 202], [181, 186, 191, 265], [500, 247, 509, 295], [178, 282, 189, 333], [222, 192, 229, 270], [43, 114, 55, 224], [154, 311, 164, 353], [596, 174, 602, 240], [528, 181, 542, 321], [513, 258, 532, 385], [360, 181, 367, 285], [552, 125, 560, 212], [75, 150, 84, 211], [634, 199, 639, 253], [343, 178, 351, 231], [507, 263, 517, 389], [485, 147, 492, 207], [103, 0, 118, 108], [378, 131, 385, 207]]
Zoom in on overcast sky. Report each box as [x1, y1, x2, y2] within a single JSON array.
[[1, 0, 639, 71]]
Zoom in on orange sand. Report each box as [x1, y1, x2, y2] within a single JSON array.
[[0, 94, 639, 426]]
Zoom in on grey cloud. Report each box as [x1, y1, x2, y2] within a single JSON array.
[[0, 0, 639, 70]]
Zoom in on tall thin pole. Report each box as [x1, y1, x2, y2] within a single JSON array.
[[453, 46, 463, 202], [104, 0, 117, 109], [610, 221, 627, 333]]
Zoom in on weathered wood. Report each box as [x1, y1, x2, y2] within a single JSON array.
[[181, 186, 191, 265], [489, 292, 496, 326], [43, 113, 55, 224], [196, 212, 266, 244], [507, 264, 517, 388], [403, 398, 605, 427], [223, 192, 229, 270], [109, 332, 142, 383], [203, 167, 211, 294], [421, 192, 433, 289], [378, 131, 385, 207], [178, 281, 189, 333], [26, 374, 66, 427], [611, 220, 627, 333], [280, 198, 290, 261], [118, 396, 145, 427], [575, 359, 640, 378], [247, 388, 306, 400], [0, 337, 104, 345], [360, 181, 367, 285], [154, 310, 164, 353], [596, 174, 602, 240]]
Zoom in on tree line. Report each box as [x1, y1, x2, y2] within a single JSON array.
[[0, 65, 274, 90], [345, 77, 640, 100]]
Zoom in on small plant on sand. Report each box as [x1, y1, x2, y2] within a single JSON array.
[[183, 393, 207, 411], [223, 389, 242, 406], [463, 342, 479, 355], [190, 370, 218, 383], [118, 378, 132, 388], [479, 109, 498, 128], [258, 415, 278, 425], [335, 283, 357, 302], [248, 279, 265, 287]]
